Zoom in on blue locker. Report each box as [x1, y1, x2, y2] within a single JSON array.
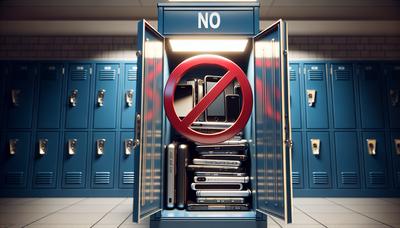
[[33, 132, 60, 188], [0, 63, 7, 129], [93, 64, 119, 129], [385, 64, 400, 129], [330, 64, 356, 129], [291, 131, 304, 189], [391, 132, 400, 188], [357, 64, 385, 129], [65, 63, 92, 129], [91, 132, 115, 188], [37, 63, 64, 129], [304, 64, 329, 129], [62, 132, 88, 189], [306, 132, 332, 188], [289, 63, 302, 129], [7, 63, 36, 129], [121, 63, 137, 129], [0, 132, 31, 188], [119, 132, 135, 188], [362, 132, 388, 188], [334, 132, 360, 188]]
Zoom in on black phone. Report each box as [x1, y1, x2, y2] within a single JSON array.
[[174, 84, 194, 118], [204, 75, 225, 122], [225, 94, 240, 122]]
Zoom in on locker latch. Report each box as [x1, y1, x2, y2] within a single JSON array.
[[69, 89, 78, 107], [285, 139, 293, 148], [97, 89, 106, 107], [125, 139, 134, 155], [367, 139, 377, 156], [39, 139, 48, 156], [126, 90, 134, 107], [68, 139, 77, 156], [11, 89, 21, 107], [306, 90, 316, 107], [97, 139, 106, 155], [395, 139, 400, 155], [9, 139, 18, 156], [310, 139, 320, 156], [133, 114, 141, 149], [390, 89, 399, 107]]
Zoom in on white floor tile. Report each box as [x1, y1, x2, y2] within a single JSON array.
[[30, 198, 84, 205], [26, 224, 90, 228], [296, 204, 352, 213], [326, 198, 390, 206], [294, 198, 335, 206], [327, 225, 392, 228], [96, 212, 131, 225], [343, 203, 400, 213], [33, 212, 105, 225], [111, 204, 132, 213], [78, 198, 125, 205], [0, 204, 66, 213], [0, 212, 47, 226], [309, 212, 381, 225], [60, 204, 115, 213], [361, 212, 400, 226]]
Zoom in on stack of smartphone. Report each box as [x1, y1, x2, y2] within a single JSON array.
[[186, 139, 251, 211]]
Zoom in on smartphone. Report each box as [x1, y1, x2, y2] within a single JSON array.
[[195, 143, 248, 152], [196, 190, 251, 197], [174, 84, 194, 118], [194, 176, 249, 183], [187, 164, 243, 172], [194, 171, 247, 177], [225, 94, 241, 122], [192, 158, 241, 167], [196, 197, 246, 204], [177, 144, 189, 209], [187, 203, 249, 211], [166, 143, 177, 209], [191, 183, 243, 191], [204, 75, 225, 122], [199, 154, 247, 161]]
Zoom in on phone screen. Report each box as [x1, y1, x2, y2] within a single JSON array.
[[206, 78, 225, 121], [226, 95, 240, 122], [175, 85, 194, 118]]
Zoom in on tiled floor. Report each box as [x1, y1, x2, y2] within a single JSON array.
[[0, 197, 399, 228]]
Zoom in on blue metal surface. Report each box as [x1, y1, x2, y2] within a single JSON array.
[[93, 63, 119, 129], [385, 63, 400, 129], [0, 62, 7, 129], [119, 132, 135, 189], [330, 64, 356, 129], [291, 131, 304, 189], [37, 63, 64, 129], [304, 63, 329, 129], [289, 63, 302, 129], [65, 63, 92, 129], [391, 132, 400, 188], [121, 63, 137, 129], [91, 131, 116, 189]]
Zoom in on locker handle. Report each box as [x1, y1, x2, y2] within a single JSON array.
[[97, 89, 106, 107], [126, 90, 134, 107], [68, 139, 77, 155], [306, 90, 316, 107], [310, 139, 320, 156], [395, 139, 400, 155], [9, 139, 18, 156], [133, 114, 141, 149], [97, 139, 106, 155], [125, 139, 134, 155], [11, 89, 21, 107], [69, 89, 78, 107], [390, 89, 399, 107], [39, 139, 48, 156], [366, 139, 377, 156]]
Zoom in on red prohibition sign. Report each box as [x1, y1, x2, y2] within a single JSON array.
[[164, 54, 253, 144]]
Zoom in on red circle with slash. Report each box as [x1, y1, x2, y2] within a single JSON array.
[[164, 54, 253, 144]]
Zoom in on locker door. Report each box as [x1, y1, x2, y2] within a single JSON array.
[[37, 63, 64, 129], [93, 63, 119, 129], [65, 63, 92, 129], [391, 132, 400, 188], [133, 20, 164, 223], [307, 132, 332, 189], [335, 132, 360, 189], [91, 132, 115, 189], [0, 63, 7, 129], [254, 20, 292, 223], [0, 132, 31, 188], [291, 131, 304, 189], [33, 132, 59, 188], [331, 64, 356, 129], [357, 64, 385, 129], [304, 63, 329, 129], [289, 63, 301, 129], [119, 132, 135, 188], [62, 132, 88, 189], [362, 132, 387, 188], [7, 63, 36, 129], [385, 64, 400, 129], [121, 63, 137, 129]]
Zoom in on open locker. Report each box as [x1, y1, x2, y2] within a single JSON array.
[[133, 2, 292, 228]]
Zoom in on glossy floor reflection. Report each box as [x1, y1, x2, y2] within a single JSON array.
[[0, 197, 399, 227]]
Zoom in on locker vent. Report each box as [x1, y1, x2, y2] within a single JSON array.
[[99, 70, 116, 80], [368, 171, 385, 185], [95, 172, 111, 184], [312, 172, 329, 185], [289, 71, 297, 81], [308, 71, 323, 81], [128, 69, 137, 81], [35, 172, 54, 185], [122, 172, 134, 184], [341, 172, 357, 185], [292, 172, 300, 184], [65, 172, 83, 185], [335, 71, 352, 81], [71, 70, 88, 80], [6, 172, 24, 185]]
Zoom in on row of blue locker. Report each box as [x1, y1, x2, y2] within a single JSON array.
[[0, 131, 134, 191], [0, 61, 137, 130], [289, 62, 400, 129]]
